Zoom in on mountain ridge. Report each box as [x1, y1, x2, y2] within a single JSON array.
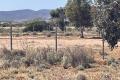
[[0, 9, 51, 22]]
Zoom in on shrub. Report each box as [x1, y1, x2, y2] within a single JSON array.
[[0, 48, 26, 68], [37, 63, 50, 72], [62, 55, 71, 69], [76, 65, 85, 71], [46, 33, 51, 37], [2, 60, 11, 69], [24, 59, 34, 67], [10, 60, 21, 68], [46, 51, 62, 65], [12, 50, 26, 58], [47, 52, 56, 65], [66, 47, 94, 68], [107, 58, 115, 66], [0, 47, 94, 70], [0, 48, 26, 61], [23, 21, 48, 32], [0, 48, 11, 60], [65, 32, 73, 36], [106, 58, 119, 71], [23, 47, 63, 67], [76, 74, 87, 80], [100, 74, 112, 80]]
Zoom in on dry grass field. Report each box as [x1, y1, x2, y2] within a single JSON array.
[[0, 36, 120, 80], [0, 36, 104, 49]]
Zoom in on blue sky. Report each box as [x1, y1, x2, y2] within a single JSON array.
[[0, 0, 67, 11]]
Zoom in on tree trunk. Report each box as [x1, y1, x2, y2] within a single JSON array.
[[98, 31, 101, 37], [102, 38, 105, 60], [80, 26, 84, 38]]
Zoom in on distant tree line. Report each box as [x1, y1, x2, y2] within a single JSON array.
[[23, 20, 53, 32], [49, 0, 120, 50]]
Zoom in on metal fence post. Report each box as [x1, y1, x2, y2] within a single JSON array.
[[10, 23, 13, 51]]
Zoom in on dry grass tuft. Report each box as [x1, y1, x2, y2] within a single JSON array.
[[62, 46, 94, 69]]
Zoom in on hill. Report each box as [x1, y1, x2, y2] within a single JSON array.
[[0, 9, 50, 22]]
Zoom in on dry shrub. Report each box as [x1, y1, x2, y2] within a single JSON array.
[[105, 58, 120, 71], [0, 48, 26, 68], [23, 47, 63, 68], [76, 65, 85, 70], [0, 48, 51, 69], [62, 46, 94, 68], [75, 73, 87, 80], [46, 51, 57, 65], [0, 48, 26, 61], [46, 33, 51, 37], [62, 55, 71, 69], [100, 73, 112, 80], [10, 60, 21, 68], [11, 50, 26, 61], [0, 48, 11, 60], [65, 32, 73, 36], [2, 60, 11, 69], [0, 46, 94, 70]]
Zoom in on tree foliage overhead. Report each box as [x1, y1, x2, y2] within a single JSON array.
[[97, 0, 114, 5], [65, 0, 92, 27], [95, 0, 120, 50]]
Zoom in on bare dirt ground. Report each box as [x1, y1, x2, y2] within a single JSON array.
[[0, 36, 120, 80]]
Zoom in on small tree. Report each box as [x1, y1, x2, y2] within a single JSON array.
[[65, 0, 92, 38], [104, 1, 120, 50], [50, 8, 66, 31], [104, 21, 120, 50], [95, 0, 120, 50]]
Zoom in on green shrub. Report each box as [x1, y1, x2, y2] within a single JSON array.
[[23, 21, 48, 32]]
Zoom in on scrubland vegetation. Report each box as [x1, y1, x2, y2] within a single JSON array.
[[0, 45, 120, 80], [0, 0, 120, 80]]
